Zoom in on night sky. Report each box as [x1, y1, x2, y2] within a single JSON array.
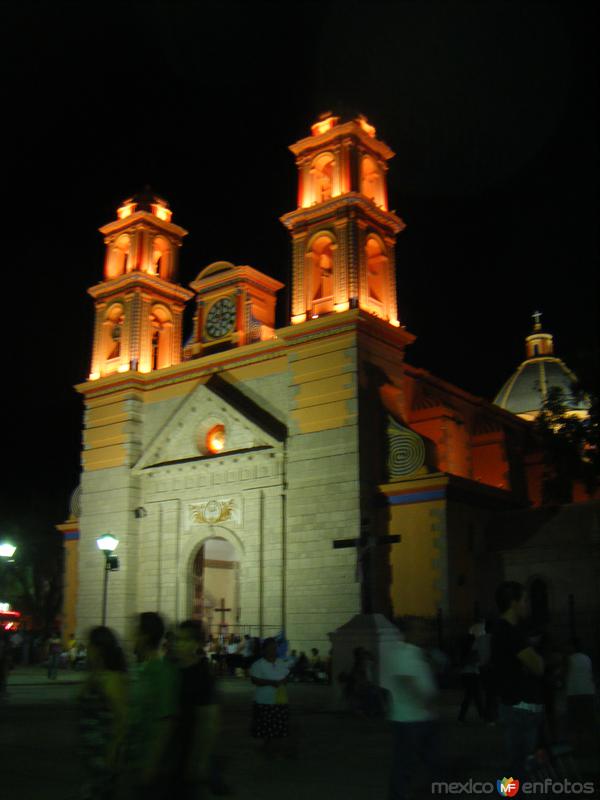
[[2, 2, 597, 536]]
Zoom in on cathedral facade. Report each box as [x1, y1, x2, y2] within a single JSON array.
[[61, 115, 550, 650]]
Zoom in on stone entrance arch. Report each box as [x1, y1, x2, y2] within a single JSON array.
[[179, 526, 245, 630]]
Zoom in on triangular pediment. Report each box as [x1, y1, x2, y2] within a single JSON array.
[[133, 375, 287, 472]]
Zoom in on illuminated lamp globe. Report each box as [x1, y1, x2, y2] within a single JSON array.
[[0, 543, 17, 559], [206, 424, 226, 454], [96, 534, 119, 553]]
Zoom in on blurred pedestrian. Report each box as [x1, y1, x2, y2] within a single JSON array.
[[47, 631, 62, 679], [381, 618, 442, 800], [249, 637, 292, 756], [241, 634, 254, 676], [67, 632, 78, 669], [79, 626, 128, 800], [10, 629, 23, 665], [565, 638, 596, 754], [172, 620, 231, 797], [476, 620, 497, 724], [290, 651, 308, 682], [342, 646, 387, 717], [490, 582, 545, 783], [0, 630, 9, 697], [457, 632, 484, 723], [128, 612, 178, 799]]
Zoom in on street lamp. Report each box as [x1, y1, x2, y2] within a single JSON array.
[[0, 543, 17, 560], [0, 543, 17, 606], [96, 534, 119, 626]]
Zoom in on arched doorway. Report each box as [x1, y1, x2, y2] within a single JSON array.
[[191, 537, 240, 635]]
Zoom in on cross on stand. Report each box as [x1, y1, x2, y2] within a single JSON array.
[[333, 519, 401, 614], [214, 597, 231, 626]]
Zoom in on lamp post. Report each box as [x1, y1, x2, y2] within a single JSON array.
[[96, 535, 119, 626]]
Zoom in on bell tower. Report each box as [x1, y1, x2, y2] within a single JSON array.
[[88, 190, 193, 379], [280, 113, 405, 325]]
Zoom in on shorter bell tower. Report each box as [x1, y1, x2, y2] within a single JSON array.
[[185, 261, 283, 358], [88, 190, 193, 378], [281, 113, 405, 326]]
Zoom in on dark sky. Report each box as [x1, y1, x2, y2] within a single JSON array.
[[1, 1, 597, 534]]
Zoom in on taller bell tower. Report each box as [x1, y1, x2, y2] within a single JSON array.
[[88, 190, 193, 379], [280, 113, 405, 325]]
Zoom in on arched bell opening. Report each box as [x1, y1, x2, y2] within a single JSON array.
[[307, 233, 336, 317], [364, 234, 389, 316], [105, 234, 131, 279], [149, 304, 173, 370], [361, 155, 386, 209], [103, 302, 125, 370], [310, 152, 335, 204]]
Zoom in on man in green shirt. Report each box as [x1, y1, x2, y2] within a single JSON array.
[[129, 612, 179, 799]]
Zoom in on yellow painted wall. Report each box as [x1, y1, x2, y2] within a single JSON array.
[[60, 536, 79, 642], [82, 390, 143, 470], [288, 332, 356, 433], [387, 499, 445, 618]]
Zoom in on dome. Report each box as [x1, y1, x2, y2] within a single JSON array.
[[494, 313, 588, 419], [193, 261, 236, 284], [494, 357, 586, 417]]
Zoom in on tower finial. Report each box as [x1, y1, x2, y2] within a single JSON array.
[[532, 310, 542, 331]]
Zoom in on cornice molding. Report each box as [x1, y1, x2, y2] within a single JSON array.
[[280, 192, 405, 234], [289, 120, 394, 161], [99, 210, 188, 239], [88, 273, 194, 303]]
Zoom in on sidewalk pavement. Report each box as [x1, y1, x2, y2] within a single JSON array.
[[3, 669, 598, 800], [5, 664, 86, 685]]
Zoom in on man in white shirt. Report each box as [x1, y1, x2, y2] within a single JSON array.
[[380, 619, 441, 800]]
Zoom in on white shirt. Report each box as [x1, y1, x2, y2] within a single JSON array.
[[380, 641, 437, 722], [566, 653, 596, 696], [249, 657, 289, 704]]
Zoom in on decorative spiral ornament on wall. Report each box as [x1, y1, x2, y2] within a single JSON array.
[[387, 416, 426, 477]]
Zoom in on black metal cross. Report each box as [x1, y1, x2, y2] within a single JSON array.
[[214, 597, 231, 626], [333, 518, 401, 614]]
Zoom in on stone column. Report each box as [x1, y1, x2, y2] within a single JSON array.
[[138, 293, 154, 372], [90, 302, 106, 376], [356, 219, 368, 309], [385, 238, 398, 322], [291, 232, 307, 319], [157, 499, 181, 623]]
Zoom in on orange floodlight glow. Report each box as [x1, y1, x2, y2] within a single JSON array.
[[390, 318, 401, 328], [334, 302, 350, 313], [89, 371, 100, 381], [311, 115, 338, 136], [117, 203, 135, 219], [151, 203, 172, 222], [357, 116, 376, 137], [291, 313, 307, 325], [206, 424, 226, 454], [117, 364, 129, 373]]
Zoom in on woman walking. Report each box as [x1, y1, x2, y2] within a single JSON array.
[[249, 637, 292, 756], [79, 626, 128, 800]]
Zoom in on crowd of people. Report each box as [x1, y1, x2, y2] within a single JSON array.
[[74, 617, 326, 799], [379, 581, 598, 800], [2, 581, 597, 799]]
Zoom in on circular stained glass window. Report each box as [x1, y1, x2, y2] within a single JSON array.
[[205, 424, 225, 454]]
